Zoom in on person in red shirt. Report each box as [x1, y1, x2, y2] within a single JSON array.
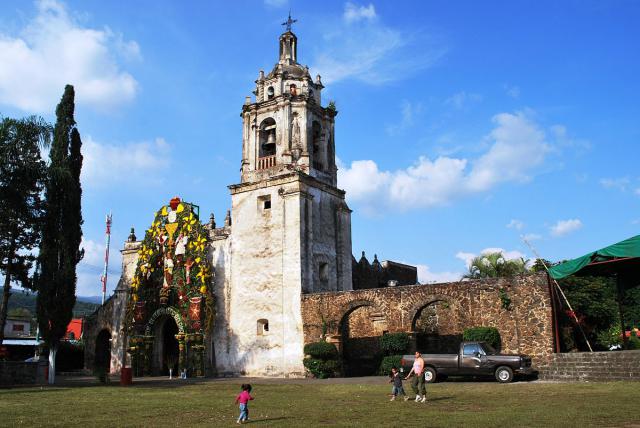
[[235, 384, 254, 424]]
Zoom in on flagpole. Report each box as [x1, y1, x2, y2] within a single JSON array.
[[101, 213, 112, 305]]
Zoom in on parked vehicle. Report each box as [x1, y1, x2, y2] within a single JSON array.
[[401, 341, 534, 383]]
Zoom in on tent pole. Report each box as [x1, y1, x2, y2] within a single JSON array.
[[523, 238, 594, 352]]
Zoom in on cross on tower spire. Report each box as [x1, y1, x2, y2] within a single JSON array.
[[281, 11, 297, 32]]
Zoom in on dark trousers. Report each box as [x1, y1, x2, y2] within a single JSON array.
[[411, 373, 426, 396]]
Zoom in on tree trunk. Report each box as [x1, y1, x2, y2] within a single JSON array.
[[0, 241, 15, 344], [48, 343, 57, 384]]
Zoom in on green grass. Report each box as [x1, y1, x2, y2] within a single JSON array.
[[0, 379, 637, 427]]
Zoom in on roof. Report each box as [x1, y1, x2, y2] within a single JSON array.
[[2, 339, 43, 346], [548, 235, 640, 279]]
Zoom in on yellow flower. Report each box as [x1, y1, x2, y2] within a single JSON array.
[[132, 294, 138, 302], [196, 268, 208, 284], [194, 235, 207, 252], [176, 203, 185, 213], [200, 286, 207, 294], [185, 213, 197, 232], [161, 206, 168, 216]]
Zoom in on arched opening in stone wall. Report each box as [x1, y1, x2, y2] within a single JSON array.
[[152, 315, 179, 375], [340, 303, 386, 377], [94, 329, 112, 373], [412, 300, 462, 354]]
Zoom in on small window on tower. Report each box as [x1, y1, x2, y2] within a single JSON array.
[[267, 86, 275, 99], [258, 195, 271, 211], [319, 263, 329, 282], [290, 84, 297, 96], [257, 319, 269, 335]]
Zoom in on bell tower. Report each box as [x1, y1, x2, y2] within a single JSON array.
[[239, 22, 336, 187], [223, 19, 353, 376]]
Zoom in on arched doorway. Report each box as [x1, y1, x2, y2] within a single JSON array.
[[340, 304, 386, 377], [94, 329, 112, 373], [152, 316, 179, 375], [413, 300, 462, 353]]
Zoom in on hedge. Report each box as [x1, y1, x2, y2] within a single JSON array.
[[303, 358, 340, 379], [304, 341, 338, 359], [380, 333, 410, 355], [378, 355, 403, 375], [463, 327, 501, 350]]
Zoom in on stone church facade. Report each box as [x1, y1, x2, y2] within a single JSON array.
[[84, 27, 555, 378]]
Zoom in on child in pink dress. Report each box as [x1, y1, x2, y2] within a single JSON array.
[[235, 384, 254, 424]]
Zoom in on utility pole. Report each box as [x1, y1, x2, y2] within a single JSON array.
[[101, 213, 112, 305]]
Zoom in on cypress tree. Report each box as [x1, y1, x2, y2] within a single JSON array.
[[35, 85, 84, 384]]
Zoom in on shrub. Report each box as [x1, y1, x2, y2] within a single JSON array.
[[304, 341, 338, 359], [463, 327, 501, 350], [380, 333, 410, 356], [303, 358, 340, 379], [627, 334, 640, 350], [596, 324, 622, 349], [378, 355, 403, 375]]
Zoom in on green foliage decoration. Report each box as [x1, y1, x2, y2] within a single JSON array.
[[126, 199, 214, 335], [499, 288, 512, 310], [465, 252, 528, 279], [463, 326, 502, 350], [627, 333, 640, 350], [380, 333, 410, 355]]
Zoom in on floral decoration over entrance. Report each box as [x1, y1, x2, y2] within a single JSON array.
[[125, 197, 214, 377]]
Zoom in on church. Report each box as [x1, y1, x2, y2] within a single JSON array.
[[84, 22, 418, 378]]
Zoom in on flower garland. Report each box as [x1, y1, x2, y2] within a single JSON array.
[[128, 197, 214, 334]]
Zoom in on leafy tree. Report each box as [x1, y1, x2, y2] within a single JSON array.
[[465, 252, 529, 279], [0, 116, 50, 344], [530, 258, 553, 273], [35, 85, 84, 383], [558, 276, 619, 350]]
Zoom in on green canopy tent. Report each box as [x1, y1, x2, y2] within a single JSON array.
[[548, 235, 640, 349]]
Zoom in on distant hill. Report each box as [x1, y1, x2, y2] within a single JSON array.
[[1, 287, 100, 318]]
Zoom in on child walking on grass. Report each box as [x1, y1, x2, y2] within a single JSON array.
[[388, 367, 408, 401], [235, 383, 254, 424]]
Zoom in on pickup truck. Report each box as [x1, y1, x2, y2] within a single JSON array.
[[401, 341, 534, 383]]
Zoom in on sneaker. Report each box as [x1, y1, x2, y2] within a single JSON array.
[[390, 396, 396, 401], [421, 396, 427, 403], [415, 395, 421, 402], [404, 396, 410, 401]]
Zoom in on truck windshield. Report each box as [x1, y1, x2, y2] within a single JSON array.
[[481, 343, 497, 355]]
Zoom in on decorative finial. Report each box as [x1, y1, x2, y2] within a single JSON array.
[[209, 213, 216, 229], [281, 11, 297, 32], [224, 210, 232, 227], [128, 227, 136, 242]]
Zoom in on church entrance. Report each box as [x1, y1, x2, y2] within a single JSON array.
[[153, 316, 179, 375], [94, 329, 112, 373]]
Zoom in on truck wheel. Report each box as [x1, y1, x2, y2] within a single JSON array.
[[495, 366, 513, 383], [424, 367, 437, 383]]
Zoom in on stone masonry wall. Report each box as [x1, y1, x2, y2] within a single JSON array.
[[540, 350, 640, 381], [301, 273, 554, 367]]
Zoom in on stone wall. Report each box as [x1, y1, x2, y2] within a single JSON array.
[[0, 361, 47, 385], [540, 350, 640, 381], [301, 273, 554, 373]]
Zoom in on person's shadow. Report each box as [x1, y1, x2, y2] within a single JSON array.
[[243, 416, 291, 424]]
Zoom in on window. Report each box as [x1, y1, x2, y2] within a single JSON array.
[[259, 118, 276, 158], [267, 86, 274, 99], [257, 319, 269, 335], [258, 195, 271, 211], [12, 324, 25, 332], [289, 84, 297, 96], [319, 263, 329, 282], [463, 343, 480, 356]]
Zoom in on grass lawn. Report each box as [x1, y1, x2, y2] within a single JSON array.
[[0, 378, 637, 427]]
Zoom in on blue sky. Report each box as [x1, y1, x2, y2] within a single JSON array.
[[1, 0, 638, 296]]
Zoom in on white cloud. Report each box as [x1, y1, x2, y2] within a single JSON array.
[[311, 4, 445, 85], [445, 91, 482, 109], [550, 219, 583, 237], [522, 233, 542, 242], [0, 0, 139, 112], [506, 219, 524, 230], [455, 252, 476, 268], [600, 177, 631, 191], [338, 111, 551, 212], [82, 136, 171, 188], [344, 2, 377, 23], [416, 264, 462, 284]]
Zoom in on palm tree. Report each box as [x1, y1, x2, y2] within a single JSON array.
[[465, 252, 529, 279]]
